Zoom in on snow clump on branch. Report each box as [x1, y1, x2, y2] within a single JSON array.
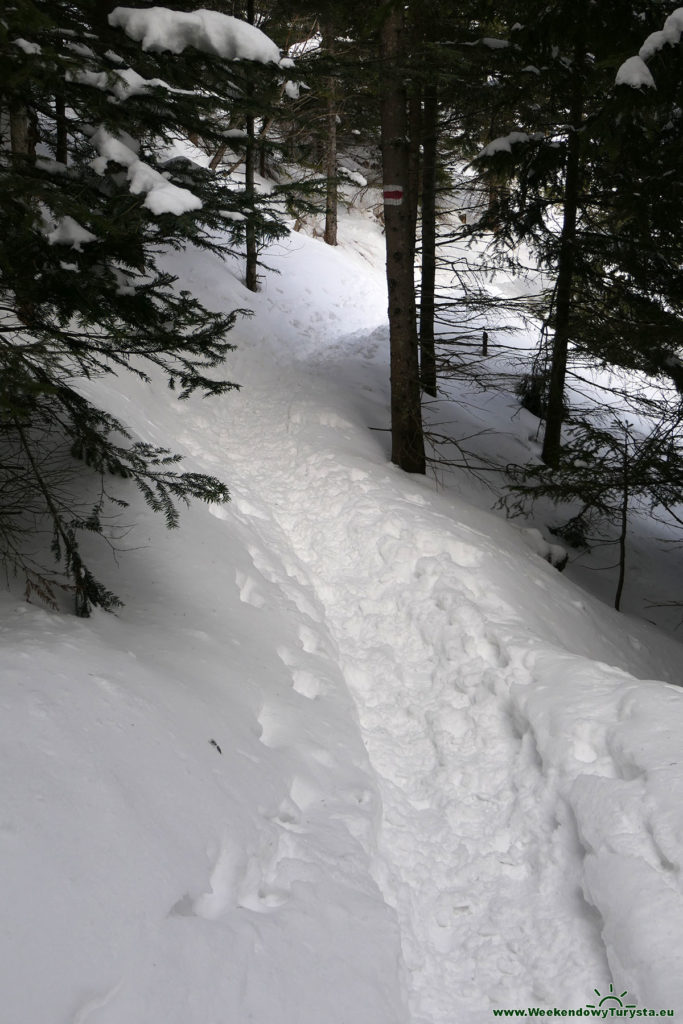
[[90, 127, 203, 216], [109, 7, 285, 66], [616, 7, 683, 88]]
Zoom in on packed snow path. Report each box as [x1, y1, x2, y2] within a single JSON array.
[[167, 273, 682, 1022], [208, 381, 606, 1019], [160, 228, 683, 1019]]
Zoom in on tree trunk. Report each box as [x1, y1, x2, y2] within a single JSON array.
[[419, 83, 438, 397], [244, 0, 258, 291], [614, 433, 629, 612], [322, 21, 338, 246], [407, 85, 421, 265], [541, 68, 584, 468], [9, 105, 36, 159], [245, 106, 257, 290], [379, 3, 425, 474], [10, 105, 38, 325], [55, 92, 68, 164]]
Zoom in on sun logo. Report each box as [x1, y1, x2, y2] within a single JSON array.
[[586, 984, 636, 1010]]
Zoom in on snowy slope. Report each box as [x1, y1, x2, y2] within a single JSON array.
[[2, 204, 683, 1023]]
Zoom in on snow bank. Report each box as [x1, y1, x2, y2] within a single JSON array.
[[109, 7, 283, 65], [515, 651, 683, 1009], [0, 582, 406, 1024]]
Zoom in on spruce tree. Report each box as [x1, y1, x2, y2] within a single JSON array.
[[0, 1, 287, 613], [471, 0, 683, 466]]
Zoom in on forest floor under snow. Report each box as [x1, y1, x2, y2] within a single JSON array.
[[2, 202, 683, 1023]]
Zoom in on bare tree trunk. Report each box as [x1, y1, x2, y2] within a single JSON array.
[[322, 20, 338, 246], [614, 432, 629, 612], [55, 92, 68, 164], [542, 51, 584, 468], [209, 142, 228, 171], [419, 83, 438, 397], [244, 0, 258, 291], [407, 85, 421, 265], [379, 3, 425, 475], [10, 106, 35, 158], [10, 105, 38, 325]]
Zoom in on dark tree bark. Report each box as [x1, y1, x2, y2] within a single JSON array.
[[419, 83, 438, 397], [322, 20, 338, 246], [542, 52, 585, 468], [9, 106, 36, 158], [540, 81, 581, 468], [244, 0, 258, 291], [259, 125, 269, 178], [614, 432, 629, 612], [379, 3, 425, 474], [406, 84, 421, 265], [55, 92, 67, 164], [10, 105, 38, 325]]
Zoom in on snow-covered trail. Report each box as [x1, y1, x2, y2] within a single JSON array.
[[6, 211, 683, 1022], [155, 225, 683, 1018], [205, 374, 605, 1019]]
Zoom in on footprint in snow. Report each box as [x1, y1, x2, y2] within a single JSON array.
[[231, 494, 269, 521], [176, 836, 242, 921], [208, 502, 230, 521], [277, 645, 323, 699], [257, 703, 288, 748], [291, 668, 321, 699], [298, 623, 325, 655], [174, 832, 294, 920], [271, 796, 306, 832], [237, 848, 290, 913], [235, 570, 266, 609], [289, 773, 325, 811]]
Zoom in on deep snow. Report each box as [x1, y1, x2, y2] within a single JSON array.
[[2, 198, 683, 1023]]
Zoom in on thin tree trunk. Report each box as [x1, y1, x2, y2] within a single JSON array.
[[322, 21, 338, 246], [55, 92, 68, 164], [407, 85, 421, 265], [614, 433, 629, 612], [419, 83, 438, 397], [541, 67, 584, 468], [379, 3, 425, 475], [14, 419, 90, 616], [10, 105, 38, 325], [209, 142, 228, 171], [244, 0, 258, 292], [10, 106, 35, 158], [245, 109, 257, 291]]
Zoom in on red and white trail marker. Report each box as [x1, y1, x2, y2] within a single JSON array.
[[383, 184, 404, 206]]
